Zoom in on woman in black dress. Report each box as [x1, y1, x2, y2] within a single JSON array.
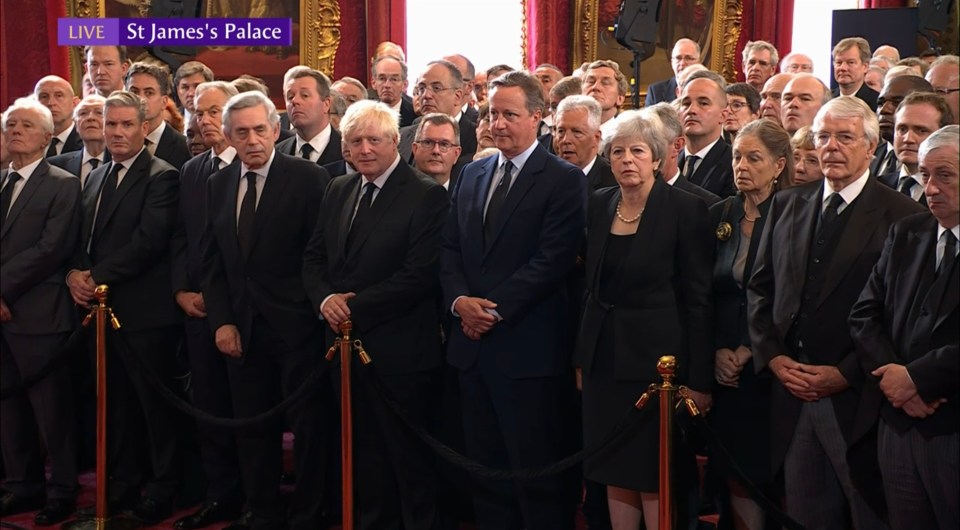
[[708, 119, 794, 530], [575, 113, 714, 529]]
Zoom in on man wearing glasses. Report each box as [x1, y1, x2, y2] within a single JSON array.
[[412, 113, 462, 192], [400, 60, 477, 163], [748, 96, 923, 530], [372, 55, 416, 127], [646, 38, 701, 106], [926, 55, 960, 125]]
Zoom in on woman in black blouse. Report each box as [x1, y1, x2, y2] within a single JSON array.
[[708, 119, 794, 530], [575, 113, 714, 529]]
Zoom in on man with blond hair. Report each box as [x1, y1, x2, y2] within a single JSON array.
[[831, 37, 879, 109]]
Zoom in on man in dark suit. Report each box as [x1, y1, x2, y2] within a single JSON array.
[[125, 62, 191, 170], [444, 54, 481, 125], [748, 97, 924, 530], [678, 78, 736, 197], [872, 76, 933, 178], [441, 71, 585, 530], [65, 91, 185, 523], [170, 80, 244, 530], [303, 99, 449, 530], [276, 66, 344, 166], [201, 91, 330, 530], [830, 37, 880, 110], [400, 61, 477, 164], [646, 38, 701, 106], [372, 55, 417, 127], [47, 94, 109, 188], [34, 76, 83, 157], [552, 95, 616, 190], [0, 98, 81, 525], [850, 125, 959, 530], [643, 102, 721, 206], [878, 92, 953, 207], [412, 112, 463, 192]]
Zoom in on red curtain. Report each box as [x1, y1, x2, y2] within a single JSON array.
[[332, 0, 406, 84], [525, 0, 572, 72], [1, 0, 68, 108], [735, 0, 795, 82], [860, 1, 908, 7]]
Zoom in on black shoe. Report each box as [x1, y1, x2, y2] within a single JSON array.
[[222, 510, 254, 530], [173, 501, 241, 529], [0, 490, 45, 516], [33, 498, 76, 526], [131, 496, 173, 525]]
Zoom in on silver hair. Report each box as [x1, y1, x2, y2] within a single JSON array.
[[813, 96, 880, 146], [73, 94, 106, 120], [919, 124, 959, 160], [194, 81, 239, 104], [555, 95, 601, 132], [743, 40, 780, 67], [639, 102, 682, 141], [603, 113, 669, 164], [222, 91, 279, 134], [1, 96, 54, 134], [104, 90, 147, 124]]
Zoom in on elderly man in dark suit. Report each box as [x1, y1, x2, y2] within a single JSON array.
[[372, 55, 417, 127], [125, 62, 191, 170], [748, 96, 924, 530], [0, 98, 81, 525], [678, 77, 736, 197], [830, 37, 880, 110], [850, 125, 959, 530], [276, 66, 344, 166], [34, 76, 83, 157], [552, 95, 616, 190], [303, 99, 449, 530], [201, 91, 330, 530], [66, 90, 185, 524], [48, 94, 109, 188], [441, 70, 585, 530], [170, 80, 244, 530], [400, 60, 478, 164], [646, 38, 701, 106], [642, 102, 721, 206]]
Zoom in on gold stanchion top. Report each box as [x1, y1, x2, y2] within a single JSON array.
[[657, 355, 677, 384], [339, 320, 353, 340], [94, 285, 110, 304]]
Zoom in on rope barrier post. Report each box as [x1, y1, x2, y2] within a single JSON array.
[[339, 321, 355, 530], [63, 285, 138, 530], [657, 355, 678, 530]]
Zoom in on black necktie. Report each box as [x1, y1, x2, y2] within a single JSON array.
[[879, 147, 897, 175], [209, 155, 222, 176], [347, 181, 377, 250], [237, 172, 258, 258], [1, 172, 22, 230], [89, 158, 100, 170], [939, 231, 957, 276], [821, 193, 845, 229], [46, 138, 60, 157], [484, 161, 514, 245], [94, 163, 122, 237], [300, 143, 315, 161], [898, 177, 916, 198], [684, 155, 700, 181]]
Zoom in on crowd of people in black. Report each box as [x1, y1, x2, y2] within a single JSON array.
[[0, 35, 957, 530]]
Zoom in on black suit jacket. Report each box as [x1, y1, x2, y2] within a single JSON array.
[[747, 178, 924, 472], [202, 152, 330, 351], [399, 96, 417, 128], [831, 83, 879, 111], [574, 180, 714, 390], [850, 213, 958, 438], [1, 162, 81, 335], [153, 123, 192, 170], [585, 156, 617, 190], [869, 142, 897, 177], [47, 149, 110, 186], [399, 114, 478, 164], [645, 77, 678, 106], [322, 159, 353, 178], [877, 171, 927, 207], [537, 132, 555, 154], [678, 140, 736, 197], [673, 174, 722, 206], [58, 126, 84, 155], [73, 149, 182, 331], [303, 163, 449, 375], [275, 127, 344, 166]]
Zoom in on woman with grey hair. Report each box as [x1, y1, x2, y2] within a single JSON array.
[[574, 114, 714, 530]]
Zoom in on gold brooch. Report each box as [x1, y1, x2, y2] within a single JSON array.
[[716, 222, 732, 241]]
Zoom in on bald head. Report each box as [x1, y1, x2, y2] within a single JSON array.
[[781, 53, 814, 74], [33, 75, 78, 134], [671, 38, 701, 77], [759, 73, 794, 125]]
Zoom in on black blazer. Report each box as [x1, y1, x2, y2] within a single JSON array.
[[574, 180, 714, 390], [399, 96, 417, 128], [747, 178, 924, 471], [303, 163, 449, 375], [585, 156, 617, 190], [275, 127, 344, 166], [58, 126, 84, 155], [201, 152, 330, 351], [47, 149, 110, 184], [831, 83, 879, 111], [678, 140, 736, 197], [322, 159, 353, 178], [537, 132, 555, 154], [850, 213, 958, 438], [153, 123, 192, 170], [645, 77, 678, 106], [1, 162, 81, 335], [673, 174, 722, 206], [73, 149, 182, 331], [869, 142, 896, 177]]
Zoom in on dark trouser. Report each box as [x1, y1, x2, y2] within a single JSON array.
[[183, 316, 242, 505], [0, 330, 78, 500], [458, 361, 575, 530], [227, 316, 327, 530], [878, 420, 959, 530], [105, 325, 186, 502]]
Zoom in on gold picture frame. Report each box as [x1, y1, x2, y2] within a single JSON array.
[[66, 0, 341, 95], [571, 0, 743, 103]]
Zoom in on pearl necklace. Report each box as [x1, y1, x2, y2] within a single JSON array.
[[616, 200, 643, 223]]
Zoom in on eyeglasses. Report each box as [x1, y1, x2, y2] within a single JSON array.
[[727, 101, 748, 112], [934, 87, 960, 95], [413, 83, 456, 96], [375, 75, 404, 84], [813, 132, 866, 147], [415, 139, 459, 152]]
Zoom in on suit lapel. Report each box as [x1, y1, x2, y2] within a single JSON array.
[[81, 164, 108, 244], [585, 189, 618, 295], [68, 152, 83, 180], [483, 147, 545, 255], [1, 163, 46, 238], [817, 179, 880, 307], [692, 141, 724, 189], [471, 156, 497, 249], [787, 185, 820, 306], [345, 165, 408, 261], [318, 129, 342, 165], [935, 260, 959, 330], [97, 150, 150, 233]]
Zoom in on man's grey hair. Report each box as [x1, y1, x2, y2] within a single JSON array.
[[743, 40, 779, 67], [929, 54, 960, 70], [222, 91, 280, 134], [415, 112, 460, 144], [1, 97, 54, 134], [813, 96, 880, 146], [919, 124, 959, 160], [555, 95, 602, 132], [639, 102, 682, 141], [104, 90, 147, 124], [73, 94, 107, 120], [194, 81, 239, 104], [372, 55, 409, 81]]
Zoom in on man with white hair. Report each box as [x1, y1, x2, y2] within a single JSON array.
[[34, 75, 82, 156], [925, 55, 960, 125], [851, 124, 959, 530], [553, 95, 615, 190], [48, 94, 109, 187], [781, 52, 814, 74], [1, 98, 81, 525], [647, 38, 702, 105], [749, 96, 923, 530]]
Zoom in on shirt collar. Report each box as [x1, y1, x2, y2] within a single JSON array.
[[6, 156, 44, 183], [146, 120, 166, 147], [211, 146, 237, 166], [937, 224, 960, 243], [497, 140, 539, 174], [241, 149, 277, 179], [54, 123, 75, 145], [581, 155, 598, 177], [296, 124, 332, 157], [665, 170, 681, 185], [81, 147, 104, 166], [822, 168, 870, 205], [685, 136, 720, 159], [362, 154, 402, 188]]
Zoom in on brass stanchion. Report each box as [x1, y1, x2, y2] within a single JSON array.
[[656, 355, 678, 530], [339, 321, 355, 530], [63, 285, 139, 530]]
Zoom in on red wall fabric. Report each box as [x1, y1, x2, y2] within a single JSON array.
[[1, 0, 68, 108], [860, 0, 908, 8], [334, 0, 370, 82], [525, 0, 572, 72]]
